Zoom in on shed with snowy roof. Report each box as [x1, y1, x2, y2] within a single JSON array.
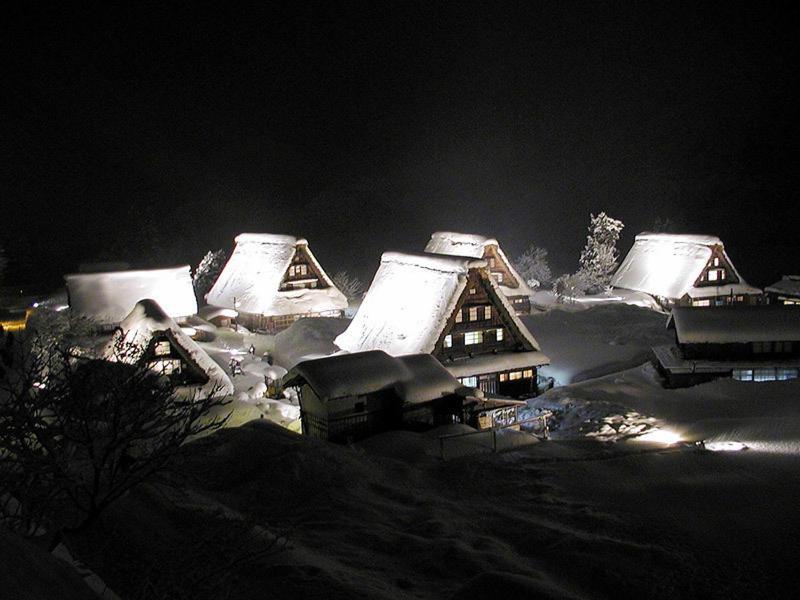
[[64, 266, 198, 329], [103, 299, 234, 399], [206, 234, 348, 333], [652, 305, 800, 387], [765, 276, 800, 306], [611, 233, 762, 309], [425, 231, 534, 314], [334, 252, 549, 398], [284, 350, 468, 441]]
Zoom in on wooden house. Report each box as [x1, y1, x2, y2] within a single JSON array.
[[425, 231, 534, 314], [64, 266, 198, 330], [765, 276, 800, 306], [334, 252, 549, 398], [611, 233, 762, 309], [283, 350, 466, 442], [652, 305, 800, 387], [103, 299, 234, 399], [206, 234, 347, 333]]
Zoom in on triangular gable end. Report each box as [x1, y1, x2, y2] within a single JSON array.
[[433, 268, 538, 358], [693, 245, 741, 288], [278, 242, 331, 291], [482, 244, 520, 289]]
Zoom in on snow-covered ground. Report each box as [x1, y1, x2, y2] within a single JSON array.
[[523, 303, 673, 385]]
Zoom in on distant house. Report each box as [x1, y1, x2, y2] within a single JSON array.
[[611, 233, 762, 309], [425, 231, 534, 314], [334, 252, 549, 398], [653, 305, 800, 387], [206, 234, 348, 333], [284, 350, 468, 441], [65, 266, 198, 330], [103, 299, 234, 399], [765, 276, 800, 306]]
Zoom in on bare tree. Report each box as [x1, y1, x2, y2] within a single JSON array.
[[332, 270, 365, 302], [0, 326, 231, 542], [514, 245, 552, 288]]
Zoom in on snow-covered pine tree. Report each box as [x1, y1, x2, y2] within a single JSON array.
[[193, 249, 228, 300], [577, 212, 624, 293], [514, 245, 551, 288]]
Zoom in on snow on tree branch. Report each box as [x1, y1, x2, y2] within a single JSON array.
[[514, 245, 552, 288], [332, 271, 365, 301], [577, 212, 624, 293]]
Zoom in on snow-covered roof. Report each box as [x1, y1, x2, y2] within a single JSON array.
[[65, 266, 197, 327], [334, 251, 542, 356], [103, 299, 234, 398], [765, 276, 800, 297], [611, 232, 760, 300], [198, 305, 238, 321], [668, 305, 800, 344], [285, 350, 460, 404], [442, 351, 550, 378], [206, 233, 347, 316], [425, 231, 534, 297]]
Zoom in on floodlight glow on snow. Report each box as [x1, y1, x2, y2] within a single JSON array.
[[634, 428, 682, 445], [704, 441, 747, 452]]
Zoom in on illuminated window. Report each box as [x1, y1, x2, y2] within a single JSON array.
[[509, 371, 522, 381], [154, 341, 171, 356], [459, 376, 478, 387], [469, 307, 479, 321], [713, 257, 720, 266], [495, 273, 503, 283], [692, 299, 711, 307], [488, 257, 495, 268], [733, 369, 753, 381], [443, 334, 452, 348], [499, 373, 508, 382], [495, 328, 503, 341], [777, 368, 798, 381], [484, 306, 491, 320], [523, 369, 533, 378], [455, 310, 463, 323], [469, 287, 477, 295], [754, 368, 776, 382], [464, 331, 483, 345], [708, 270, 718, 282], [289, 264, 308, 277]]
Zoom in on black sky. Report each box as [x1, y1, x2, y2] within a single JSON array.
[[3, 2, 798, 289]]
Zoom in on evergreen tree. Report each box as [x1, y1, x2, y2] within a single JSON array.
[[577, 212, 624, 293]]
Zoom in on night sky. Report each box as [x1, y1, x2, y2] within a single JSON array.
[[3, 2, 798, 290]]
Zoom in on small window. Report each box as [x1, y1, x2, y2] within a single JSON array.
[[754, 368, 776, 382], [459, 376, 478, 387], [464, 331, 483, 345], [469, 307, 479, 321], [708, 270, 718, 282], [154, 341, 171, 356], [713, 257, 720, 266], [488, 257, 495, 268], [151, 359, 181, 375], [523, 369, 533, 378], [455, 310, 463, 323], [777, 368, 798, 381], [495, 328, 503, 341], [499, 373, 508, 382], [469, 287, 477, 295], [733, 369, 753, 381], [509, 371, 522, 381], [443, 334, 452, 348], [495, 273, 503, 283], [484, 306, 491, 320], [692, 299, 711, 307]]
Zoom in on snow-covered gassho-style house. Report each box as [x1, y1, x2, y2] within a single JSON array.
[[103, 299, 234, 399], [765, 275, 800, 306], [611, 233, 762, 309], [284, 350, 467, 442], [425, 231, 534, 314], [205, 234, 348, 333], [65, 266, 198, 330], [334, 252, 549, 398], [652, 305, 800, 387]]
